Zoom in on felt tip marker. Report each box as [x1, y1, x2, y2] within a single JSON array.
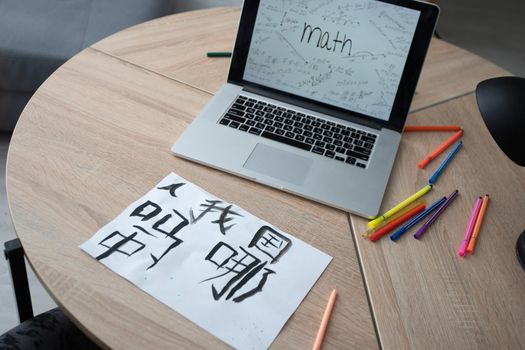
[[428, 141, 462, 184], [414, 190, 459, 239], [458, 197, 483, 257], [390, 196, 446, 241]]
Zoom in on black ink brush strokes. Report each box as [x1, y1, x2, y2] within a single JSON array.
[[130, 201, 162, 221], [145, 209, 188, 270], [147, 239, 183, 270], [96, 231, 145, 260], [190, 200, 242, 235], [152, 210, 189, 239], [99, 200, 191, 270], [230, 264, 275, 303], [249, 226, 292, 263], [212, 204, 242, 235], [157, 183, 185, 197], [202, 244, 275, 303]]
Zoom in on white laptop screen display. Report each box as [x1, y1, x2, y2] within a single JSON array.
[[242, 0, 421, 121]]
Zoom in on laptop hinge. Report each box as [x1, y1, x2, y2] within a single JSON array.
[[241, 85, 386, 131]]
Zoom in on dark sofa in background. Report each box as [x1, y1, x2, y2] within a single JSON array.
[[0, 0, 180, 132], [0, 0, 242, 132]]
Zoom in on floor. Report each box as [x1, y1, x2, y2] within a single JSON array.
[[1, 0, 523, 335]]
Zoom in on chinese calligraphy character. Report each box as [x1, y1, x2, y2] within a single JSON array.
[[157, 182, 185, 197], [248, 225, 292, 263], [96, 200, 189, 270], [95, 231, 145, 261], [130, 200, 161, 221], [202, 242, 275, 303], [190, 200, 243, 235]]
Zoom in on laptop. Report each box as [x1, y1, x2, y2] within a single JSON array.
[[172, 0, 439, 217]]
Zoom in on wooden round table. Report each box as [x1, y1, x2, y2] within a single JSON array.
[[7, 7, 524, 350]]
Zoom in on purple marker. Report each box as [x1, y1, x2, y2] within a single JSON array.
[[414, 189, 459, 239]]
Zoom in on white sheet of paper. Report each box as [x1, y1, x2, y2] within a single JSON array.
[[80, 173, 332, 349]]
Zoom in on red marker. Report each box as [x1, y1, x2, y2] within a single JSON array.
[[370, 203, 426, 241]]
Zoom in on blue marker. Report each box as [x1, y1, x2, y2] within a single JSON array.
[[390, 196, 447, 241], [428, 141, 462, 184]]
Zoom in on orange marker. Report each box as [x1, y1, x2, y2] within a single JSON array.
[[362, 199, 425, 238], [418, 129, 464, 169], [370, 203, 426, 241], [312, 289, 337, 350], [466, 195, 489, 253], [404, 125, 462, 132]]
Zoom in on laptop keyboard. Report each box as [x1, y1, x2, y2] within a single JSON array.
[[218, 95, 377, 168]]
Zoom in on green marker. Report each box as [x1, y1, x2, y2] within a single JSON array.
[[207, 52, 232, 58]]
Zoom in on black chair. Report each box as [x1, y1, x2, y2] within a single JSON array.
[[2, 239, 100, 350]]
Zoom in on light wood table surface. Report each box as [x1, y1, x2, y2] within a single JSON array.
[[6, 7, 523, 350], [352, 94, 525, 349]]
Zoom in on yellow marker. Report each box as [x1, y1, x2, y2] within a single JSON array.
[[362, 199, 426, 238], [367, 184, 433, 229]]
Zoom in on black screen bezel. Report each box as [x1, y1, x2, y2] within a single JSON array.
[[227, 0, 439, 131]]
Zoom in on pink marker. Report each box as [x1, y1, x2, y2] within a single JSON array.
[[458, 197, 483, 257]]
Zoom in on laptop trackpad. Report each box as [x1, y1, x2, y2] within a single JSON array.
[[243, 143, 312, 186]]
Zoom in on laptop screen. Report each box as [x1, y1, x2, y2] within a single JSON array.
[[242, 0, 421, 121]]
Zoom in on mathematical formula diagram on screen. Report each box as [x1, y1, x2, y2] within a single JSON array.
[[243, 0, 420, 121]]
